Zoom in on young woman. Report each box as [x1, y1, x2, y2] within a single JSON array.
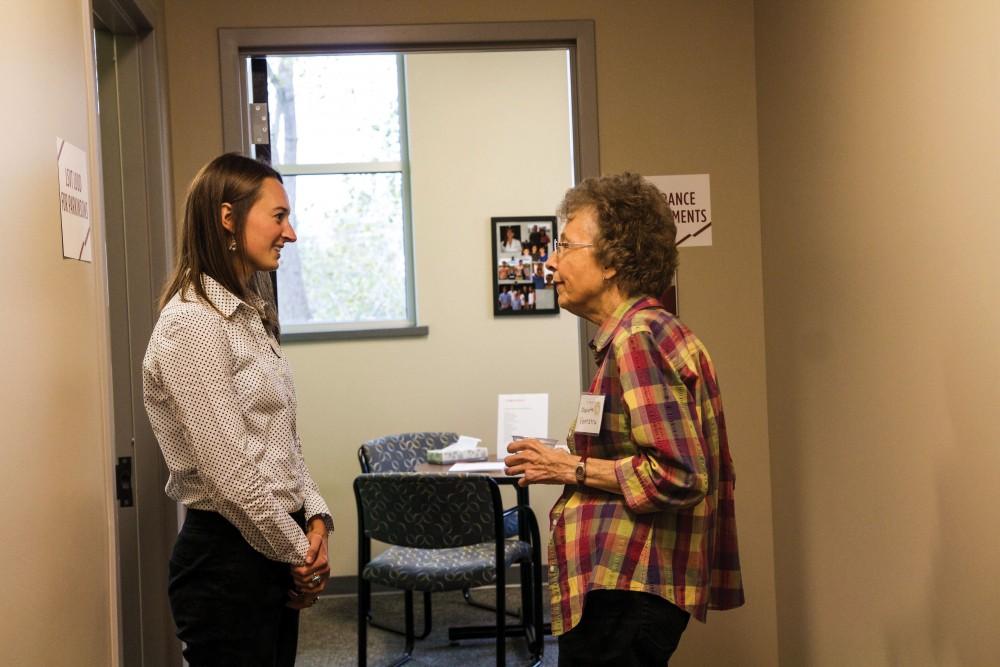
[[143, 153, 333, 666]]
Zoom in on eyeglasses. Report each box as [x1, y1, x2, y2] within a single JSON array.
[[553, 241, 594, 255]]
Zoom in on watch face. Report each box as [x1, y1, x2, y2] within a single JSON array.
[[575, 461, 586, 484]]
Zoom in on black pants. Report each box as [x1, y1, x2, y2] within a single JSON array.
[[168, 508, 304, 667], [558, 589, 691, 666]]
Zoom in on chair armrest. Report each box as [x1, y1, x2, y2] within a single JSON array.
[[518, 504, 542, 545], [503, 504, 542, 548]]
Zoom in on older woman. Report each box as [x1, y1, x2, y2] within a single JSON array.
[[504, 173, 744, 665]]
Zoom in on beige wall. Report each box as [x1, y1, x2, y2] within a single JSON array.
[[756, 1, 1000, 665], [162, 1, 775, 664], [1, 1, 117, 664]]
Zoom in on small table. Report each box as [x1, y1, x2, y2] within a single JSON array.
[[414, 462, 549, 657], [414, 461, 529, 505]]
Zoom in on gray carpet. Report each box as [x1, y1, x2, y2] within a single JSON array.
[[296, 588, 558, 666]]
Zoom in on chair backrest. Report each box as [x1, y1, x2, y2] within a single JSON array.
[[358, 432, 459, 472], [354, 473, 502, 548]]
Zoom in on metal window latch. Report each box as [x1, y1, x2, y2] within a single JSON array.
[[250, 103, 270, 145], [116, 456, 134, 507]]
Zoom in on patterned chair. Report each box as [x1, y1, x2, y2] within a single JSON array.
[[358, 433, 520, 537], [357, 432, 456, 640], [357, 432, 458, 474], [354, 473, 543, 667], [358, 432, 520, 639]]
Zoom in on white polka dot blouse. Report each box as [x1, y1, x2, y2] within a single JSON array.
[[142, 275, 331, 565]]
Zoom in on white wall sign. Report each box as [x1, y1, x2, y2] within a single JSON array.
[[646, 173, 712, 247], [57, 138, 92, 262]]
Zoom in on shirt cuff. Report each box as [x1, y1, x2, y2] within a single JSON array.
[[614, 455, 652, 513]]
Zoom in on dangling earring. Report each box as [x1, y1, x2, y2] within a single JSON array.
[[228, 237, 237, 252]]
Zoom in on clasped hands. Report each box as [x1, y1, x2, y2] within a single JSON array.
[[286, 519, 331, 609]]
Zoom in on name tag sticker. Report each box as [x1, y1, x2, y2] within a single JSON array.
[[575, 393, 605, 435]]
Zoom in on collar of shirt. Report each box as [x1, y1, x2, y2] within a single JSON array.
[[198, 274, 265, 317], [588, 294, 665, 362]]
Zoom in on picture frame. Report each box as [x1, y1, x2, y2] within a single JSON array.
[[492, 216, 559, 316]]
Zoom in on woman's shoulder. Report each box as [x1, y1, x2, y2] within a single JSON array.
[[155, 288, 228, 339], [619, 300, 680, 334], [616, 303, 701, 357]]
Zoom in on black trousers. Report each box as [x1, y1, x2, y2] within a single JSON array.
[[558, 589, 691, 666], [168, 508, 304, 667]]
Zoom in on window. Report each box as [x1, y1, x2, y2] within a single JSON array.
[[221, 22, 599, 361], [245, 53, 419, 338]]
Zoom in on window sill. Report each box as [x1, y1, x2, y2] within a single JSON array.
[[282, 325, 429, 343]]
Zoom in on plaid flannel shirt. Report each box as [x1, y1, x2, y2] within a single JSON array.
[[548, 296, 744, 633]]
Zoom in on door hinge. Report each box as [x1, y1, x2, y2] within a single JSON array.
[[116, 456, 134, 508], [249, 103, 270, 145]]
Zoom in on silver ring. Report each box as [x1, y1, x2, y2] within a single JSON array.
[[310, 574, 322, 584]]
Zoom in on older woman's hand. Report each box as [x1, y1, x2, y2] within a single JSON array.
[[504, 439, 578, 487]]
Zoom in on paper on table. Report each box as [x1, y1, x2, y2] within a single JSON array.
[[443, 435, 482, 451], [497, 394, 548, 459], [449, 461, 508, 472]]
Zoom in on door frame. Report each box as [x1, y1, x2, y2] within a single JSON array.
[[92, 0, 176, 663]]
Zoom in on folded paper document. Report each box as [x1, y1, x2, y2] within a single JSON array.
[[426, 435, 488, 464]]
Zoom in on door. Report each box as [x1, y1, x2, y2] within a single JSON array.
[[94, 8, 180, 664]]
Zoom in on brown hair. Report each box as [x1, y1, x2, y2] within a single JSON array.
[[159, 153, 283, 335], [557, 172, 678, 298]]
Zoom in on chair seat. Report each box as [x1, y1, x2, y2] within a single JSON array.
[[363, 540, 533, 592]]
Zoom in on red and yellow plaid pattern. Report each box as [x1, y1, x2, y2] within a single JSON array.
[[548, 296, 744, 633]]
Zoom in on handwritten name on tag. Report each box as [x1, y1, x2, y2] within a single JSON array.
[[575, 393, 605, 435]]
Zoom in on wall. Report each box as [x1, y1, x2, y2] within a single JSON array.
[[756, 2, 1000, 665], [162, 1, 776, 664], [1, 1, 116, 664]]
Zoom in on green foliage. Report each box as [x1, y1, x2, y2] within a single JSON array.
[[292, 173, 406, 323]]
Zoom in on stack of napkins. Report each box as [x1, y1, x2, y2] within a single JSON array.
[[426, 435, 488, 464]]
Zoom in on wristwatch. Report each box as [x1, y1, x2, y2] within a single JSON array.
[[574, 457, 587, 485]]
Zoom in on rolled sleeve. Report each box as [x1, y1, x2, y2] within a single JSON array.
[[613, 329, 708, 514]]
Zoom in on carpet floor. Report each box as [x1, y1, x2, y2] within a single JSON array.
[[296, 588, 558, 666]]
